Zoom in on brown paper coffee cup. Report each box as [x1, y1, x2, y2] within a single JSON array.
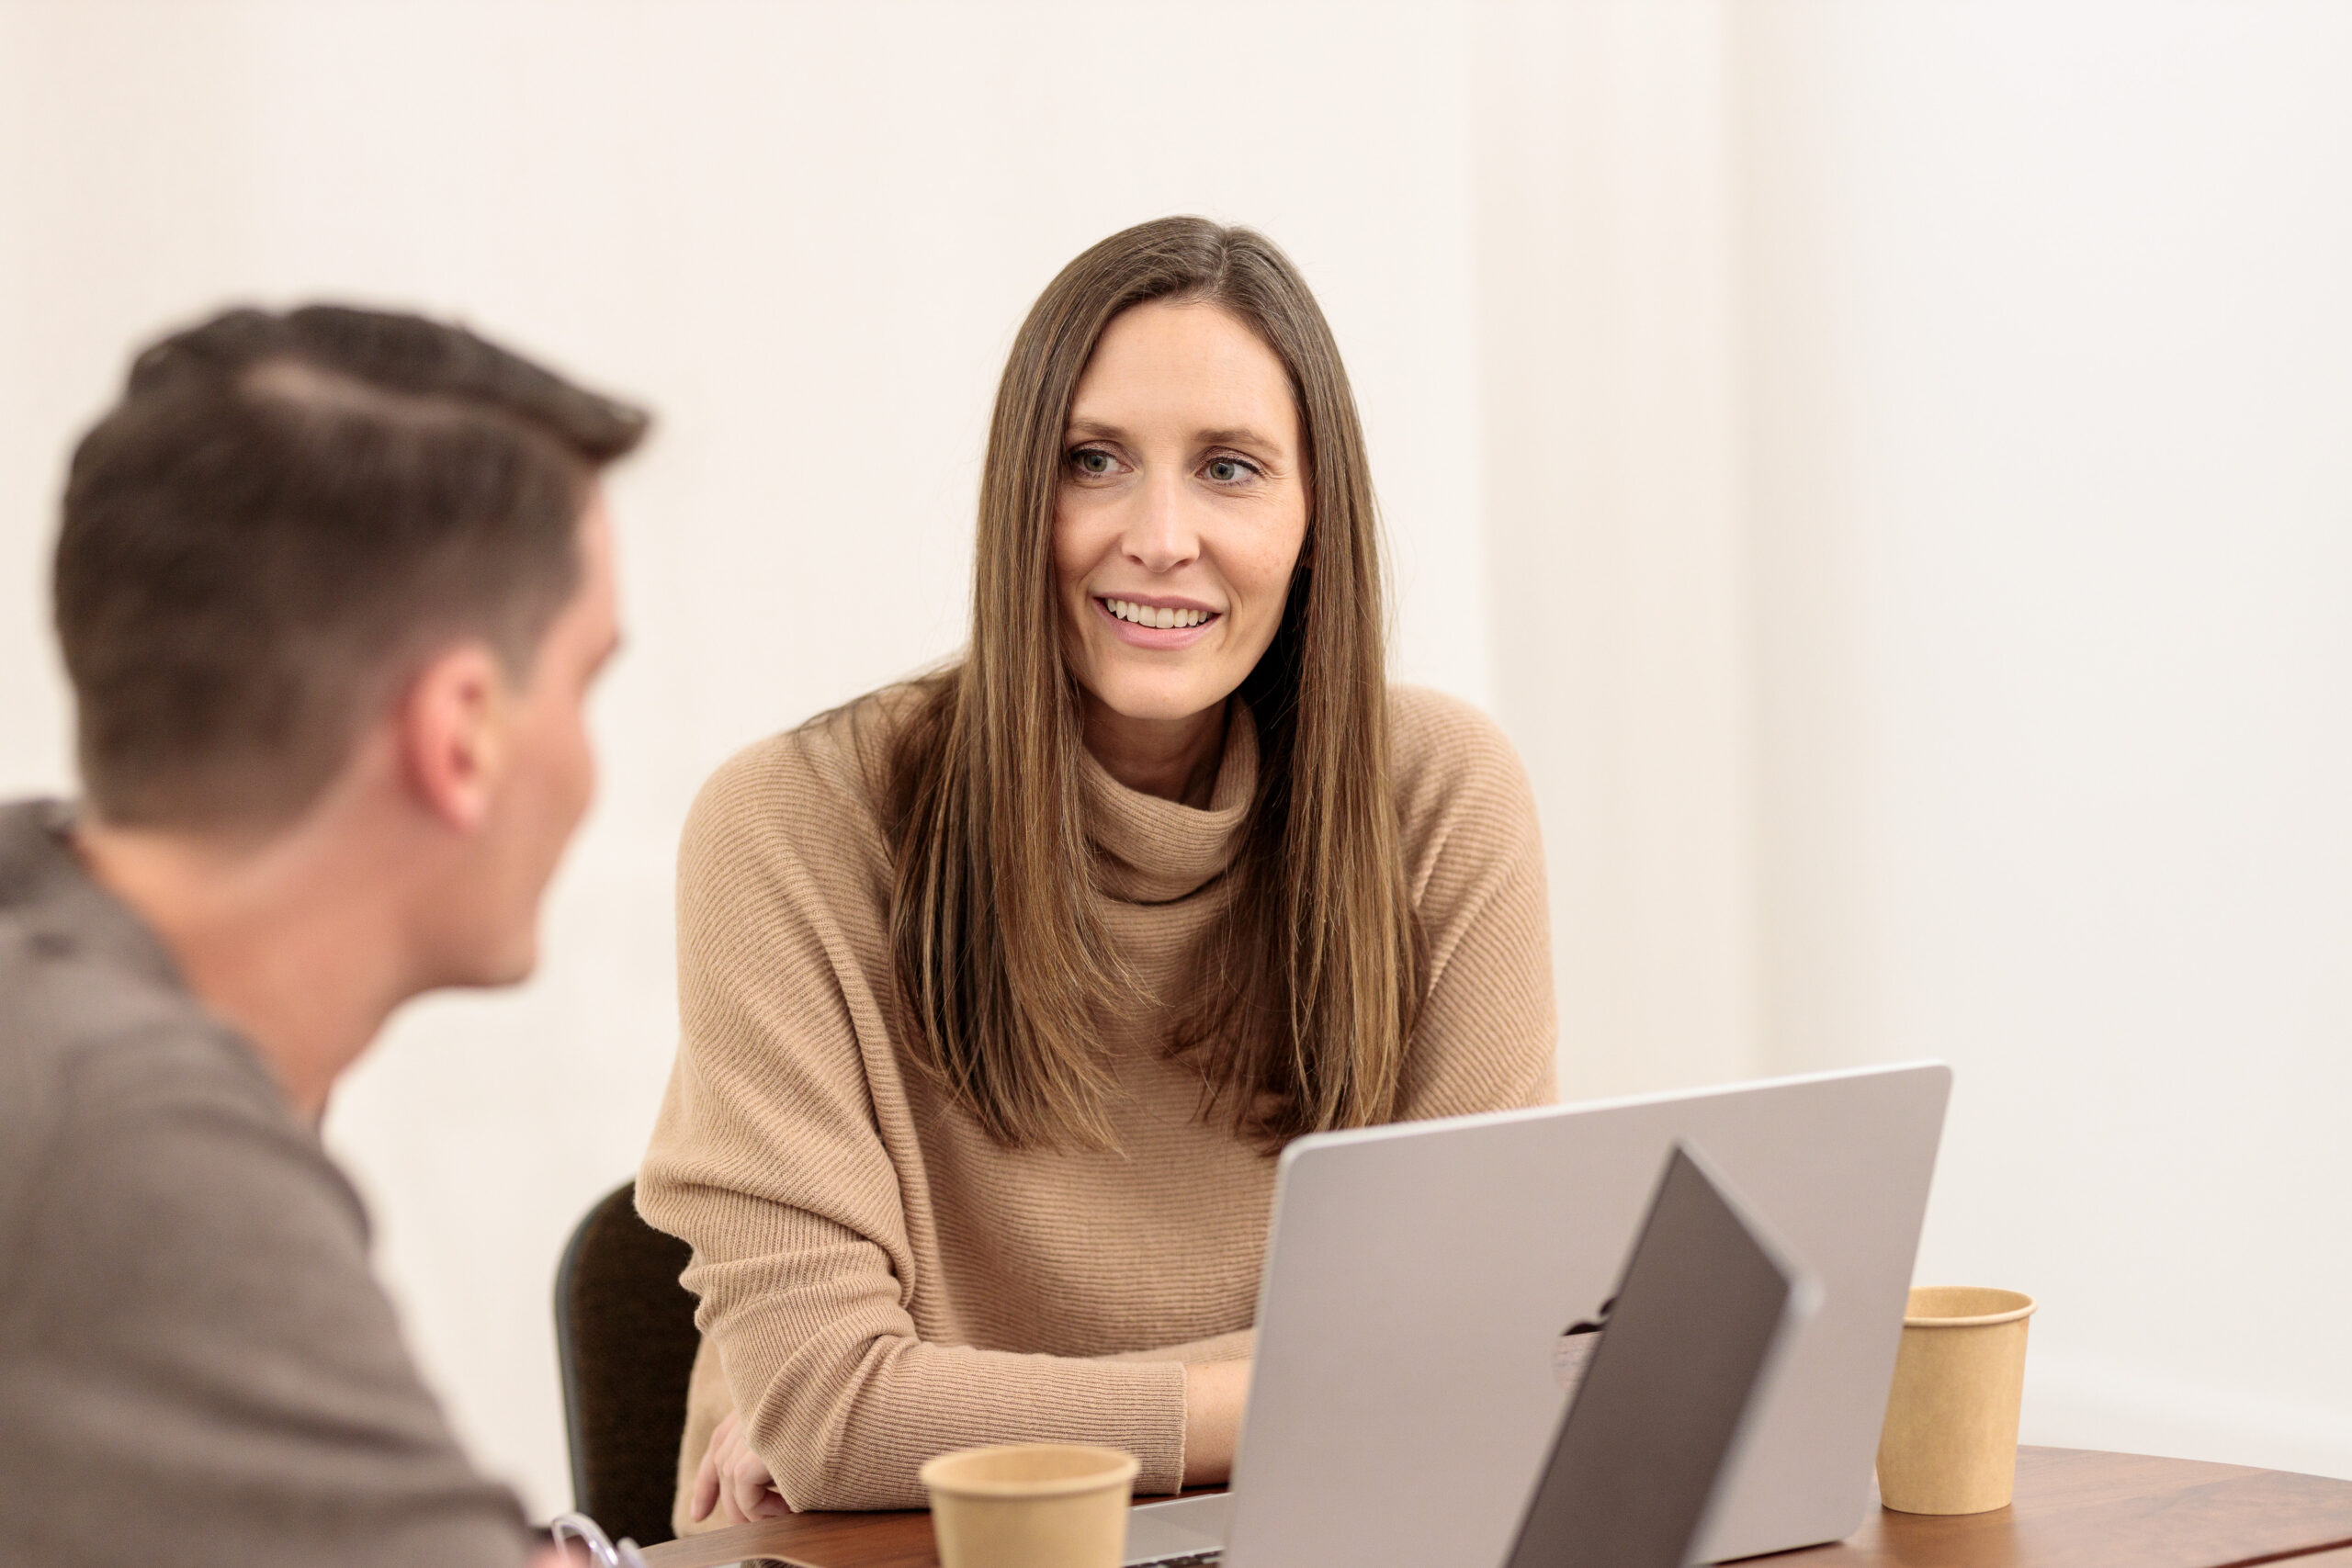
[[1876, 1285, 2036, 1514], [920, 1443, 1139, 1568]]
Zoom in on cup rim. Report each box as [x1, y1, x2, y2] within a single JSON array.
[[1904, 1285, 2036, 1328], [919, 1443, 1141, 1500]]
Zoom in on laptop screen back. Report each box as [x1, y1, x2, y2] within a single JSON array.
[[1503, 1145, 1807, 1568]]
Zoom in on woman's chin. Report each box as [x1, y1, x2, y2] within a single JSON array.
[[1083, 676, 1237, 730]]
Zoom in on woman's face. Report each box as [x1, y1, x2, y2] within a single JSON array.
[[1054, 299, 1309, 729]]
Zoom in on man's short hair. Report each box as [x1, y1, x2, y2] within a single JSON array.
[[55, 304, 650, 829]]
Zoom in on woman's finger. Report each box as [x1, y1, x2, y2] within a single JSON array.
[[729, 1458, 774, 1526], [692, 1411, 737, 1524], [691, 1450, 719, 1524]]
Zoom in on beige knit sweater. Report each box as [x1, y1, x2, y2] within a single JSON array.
[[637, 683, 1555, 1523]]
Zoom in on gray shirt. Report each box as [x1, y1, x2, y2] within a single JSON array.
[[0, 801, 531, 1567]]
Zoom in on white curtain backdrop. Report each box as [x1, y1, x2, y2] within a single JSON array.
[[4, 0, 2346, 1517]]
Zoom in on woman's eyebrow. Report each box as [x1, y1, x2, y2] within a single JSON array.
[[1198, 425, 1283, 450], [1064, 418, 1285, 452]]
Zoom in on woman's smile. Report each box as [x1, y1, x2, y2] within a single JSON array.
[[1093, 593, 1222, 646]]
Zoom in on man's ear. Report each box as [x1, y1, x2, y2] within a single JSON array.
[[396, 642, 510, 832]]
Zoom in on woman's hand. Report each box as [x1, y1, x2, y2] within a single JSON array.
[[691, 1408, 790, 1525], [1182, 1358, 1253, 1486]]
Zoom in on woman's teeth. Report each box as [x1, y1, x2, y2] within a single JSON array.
[[1104, 599, 1211, 630]]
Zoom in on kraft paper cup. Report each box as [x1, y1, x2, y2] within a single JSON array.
[[1877, 1286, 2037, 1515], [920, 1443, 1139, 1568]]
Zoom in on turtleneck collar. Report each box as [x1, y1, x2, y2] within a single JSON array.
[[1080, 703, 1259, 905]]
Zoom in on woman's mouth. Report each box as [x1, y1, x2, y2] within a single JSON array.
[[1094, 596, 1220, 645], [1101, 596, 1216, 629]]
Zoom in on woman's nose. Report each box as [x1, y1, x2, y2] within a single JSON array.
[[1124, 472, 1200, 572]]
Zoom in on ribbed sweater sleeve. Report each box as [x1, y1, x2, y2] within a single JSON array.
[[1389, 688, 1560, 1119], [637, 735, 1190, 1514]]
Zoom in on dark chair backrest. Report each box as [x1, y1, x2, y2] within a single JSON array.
[[555, 1180, 700, 1548]]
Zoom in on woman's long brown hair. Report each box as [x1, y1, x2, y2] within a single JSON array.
[[887, 216, 1421, 1150]]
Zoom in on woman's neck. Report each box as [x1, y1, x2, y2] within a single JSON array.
[[1080, 694, 1230, 807]]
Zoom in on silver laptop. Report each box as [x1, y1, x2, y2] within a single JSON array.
[[1499, 1143, 1815, 1568], [1123, 1062, 1951, 1568]]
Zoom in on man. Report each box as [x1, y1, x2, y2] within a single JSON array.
[[0, 305, 648, 1565]]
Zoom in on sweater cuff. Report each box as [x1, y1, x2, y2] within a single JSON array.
[[1129, 1356, 1191, 1495]]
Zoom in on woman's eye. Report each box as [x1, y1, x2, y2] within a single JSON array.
[[1205, 457, 1257, 484], [1071, 448, 1120, 478]]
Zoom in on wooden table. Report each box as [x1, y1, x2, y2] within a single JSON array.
[[641, 1446, 2352, 1568]]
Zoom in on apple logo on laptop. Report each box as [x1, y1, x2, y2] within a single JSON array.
[[1554, 1295, 1613, 1391]]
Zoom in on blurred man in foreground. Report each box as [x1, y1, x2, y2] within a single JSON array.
[[0, 305, 648, 1566]]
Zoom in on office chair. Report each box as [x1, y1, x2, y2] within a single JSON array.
[[554, 1180, 701, 1548]]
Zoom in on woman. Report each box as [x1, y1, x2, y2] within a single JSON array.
[[639, 216, 1555, 1529]]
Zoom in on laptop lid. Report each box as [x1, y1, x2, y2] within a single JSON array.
[[1218, 1061, 1949, 1568], [1502, 1144, 1815, 1568]]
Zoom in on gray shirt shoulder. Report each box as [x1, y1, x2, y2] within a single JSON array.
[[0, 801, 529, 1568]]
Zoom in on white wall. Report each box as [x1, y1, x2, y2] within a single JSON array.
[[1476, 0, 1758, 1101], [4, 0, 2349, 1520], [1731, 0, 2352, 1478]]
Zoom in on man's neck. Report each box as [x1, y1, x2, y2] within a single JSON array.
[[72, 812, 413, 1120]]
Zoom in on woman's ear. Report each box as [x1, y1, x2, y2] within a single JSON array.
[[394, 642, 509, 832]]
